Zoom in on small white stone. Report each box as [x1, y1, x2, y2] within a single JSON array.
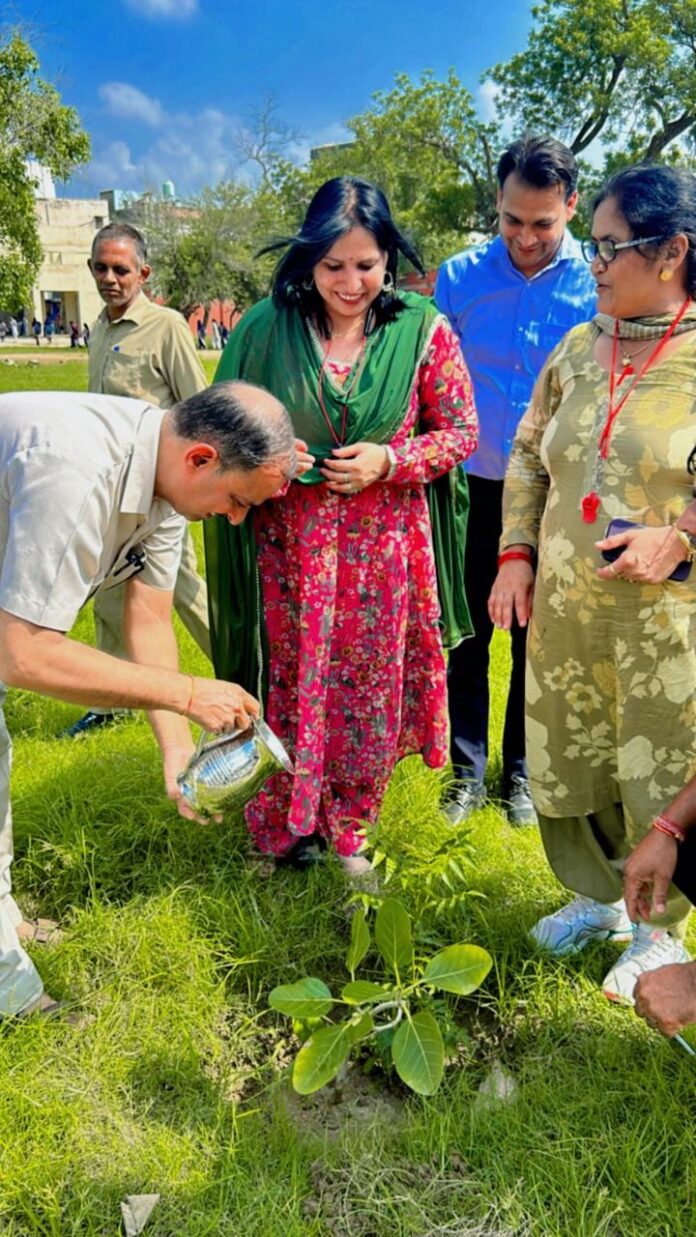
[[476, 1060, 517, 1106], [120, 1194, 160, 1236]]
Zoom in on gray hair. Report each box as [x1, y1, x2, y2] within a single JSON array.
[[172, 381, 297, 477], [91, 223, 148, 266]]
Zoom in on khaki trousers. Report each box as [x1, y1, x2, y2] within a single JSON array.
[[538, 804, 691, 939], [91, 527, 210, 714], [0, 687, 43, 1016]]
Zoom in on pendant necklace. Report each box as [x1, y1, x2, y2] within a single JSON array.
[[617, 336, 654, 377], [317, 331, 368, 446]]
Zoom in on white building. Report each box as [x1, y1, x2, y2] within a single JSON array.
[[31, 195, 110, 330]]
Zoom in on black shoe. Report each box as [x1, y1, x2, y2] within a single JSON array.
[[441, 779, 487, 825], [58, 711, 124, 739], [275, 834, 328, 870], [504, 774, 538, 827]]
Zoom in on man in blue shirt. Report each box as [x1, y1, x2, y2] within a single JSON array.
[[435, 135, 596, 826]]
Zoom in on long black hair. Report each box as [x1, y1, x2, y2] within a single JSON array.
[[260, 177, 424, 336], [593, 164, 696, 297]]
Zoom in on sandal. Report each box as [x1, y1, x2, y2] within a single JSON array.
[[4, 993, 84, 1027], [16, 918, 63, 946]]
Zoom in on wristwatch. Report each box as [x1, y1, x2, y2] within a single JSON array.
[[673, 524, 696, 561]]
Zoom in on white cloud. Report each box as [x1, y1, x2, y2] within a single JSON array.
[[477, 80, 501, 124], [123, 0, 198, 18], [85, 140, 137, 190], [100, 82, 164, 127], [83, 104, 242, 197], [83, 100, 350, 203], [477, 80, 514, 139]]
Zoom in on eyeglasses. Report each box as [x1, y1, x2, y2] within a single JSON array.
[[581, 236, 664, 264]]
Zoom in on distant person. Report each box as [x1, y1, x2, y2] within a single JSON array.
[[220, 323, 230, 348], [61, 222, 212, 739], [69, 321, 79, 348], [9, 318, 18, 340], [31, 318, 41, 346], [196, 318, 207, 350], [82, 322, 90, 349], [211, 319, 221, 350], [43, 318, 54, 345], [435, 135, 596, 827], [0, 382, 296, 1019]]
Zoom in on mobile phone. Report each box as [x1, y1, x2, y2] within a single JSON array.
[[601, 518, 691, 581]]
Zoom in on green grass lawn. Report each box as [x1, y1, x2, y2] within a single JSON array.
[[0, 353, 219, 391], [0, 365, 694, 1236]]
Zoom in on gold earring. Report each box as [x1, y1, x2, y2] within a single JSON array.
[[660, 268, 674, 282]]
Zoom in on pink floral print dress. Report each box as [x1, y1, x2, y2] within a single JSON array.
[[246, 318, 478, 856]]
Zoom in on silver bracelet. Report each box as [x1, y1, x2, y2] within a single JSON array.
[[384, 444, 397, 480]]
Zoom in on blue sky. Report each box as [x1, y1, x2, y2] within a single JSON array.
[[23, 0, 534, 199]]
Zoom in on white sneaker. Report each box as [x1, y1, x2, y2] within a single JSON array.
[[530, 895, 634, 956], [602, 924, 691, 1004]]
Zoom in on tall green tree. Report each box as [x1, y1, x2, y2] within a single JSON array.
[[263, 71, 499, 269], [487, 0, 696, 162], [0, 32, 90, 311], [124, 183, 278, 319], [266, 4, 696, 262]]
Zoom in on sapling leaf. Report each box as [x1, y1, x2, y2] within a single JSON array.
[[269, 977, 334, 1018], [391, 1010, 444, 1095], [375, 899, 412, 974], [341, 980, 389, 1004], [348, 1011, 374, 1043], [422, 944, 492, 995], [292, 1023, 352, 1094], [346, 908, 370, 975]]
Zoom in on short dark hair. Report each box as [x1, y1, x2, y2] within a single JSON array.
[[172, 381, 297, 476], [260, 176, 424, 335], [91, 223, 148, 266], [593, 163, 696, 297], [497, 135, 579, 200]]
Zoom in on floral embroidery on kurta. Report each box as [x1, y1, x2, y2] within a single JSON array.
[[245, 319, 477, 856], [501, 322, 696, 844]]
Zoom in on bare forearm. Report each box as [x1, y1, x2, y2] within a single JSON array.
[[660, 773, 696, 834], [0, 619, 188, 714], [0, 606, 259, 738], [124, 606, 192, 750]]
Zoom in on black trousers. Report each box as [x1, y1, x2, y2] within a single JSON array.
[[674, 830, 696, 906], [447, 474, 527, 787]]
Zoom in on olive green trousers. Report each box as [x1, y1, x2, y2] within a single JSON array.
[[538, 803, 691, 939]]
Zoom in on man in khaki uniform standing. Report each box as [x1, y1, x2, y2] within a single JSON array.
[[64, 222, 211, 736]]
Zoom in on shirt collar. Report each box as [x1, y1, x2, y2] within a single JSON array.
[[98, 291, 153, 329], [120, 403, 166, 515], [495, 229, 585, 281]]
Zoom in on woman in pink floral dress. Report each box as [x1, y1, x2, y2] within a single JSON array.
[[206, 177, 478, 876]]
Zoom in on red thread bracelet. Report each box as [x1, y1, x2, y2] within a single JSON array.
[[498, 550, 533, 568], [652, 814, 687, 844]]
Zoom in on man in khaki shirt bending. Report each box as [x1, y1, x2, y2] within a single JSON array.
[[0, 382, 301, 1019], [64, 222, 211, 737]]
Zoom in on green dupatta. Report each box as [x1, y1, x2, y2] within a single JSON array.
[[203, 292, 471, 696]]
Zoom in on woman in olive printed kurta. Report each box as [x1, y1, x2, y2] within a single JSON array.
[[499, 314, 696, 931]]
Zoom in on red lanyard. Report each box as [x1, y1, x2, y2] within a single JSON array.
[[317, 335, 367, 446], [581, 296, 691, 523]]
